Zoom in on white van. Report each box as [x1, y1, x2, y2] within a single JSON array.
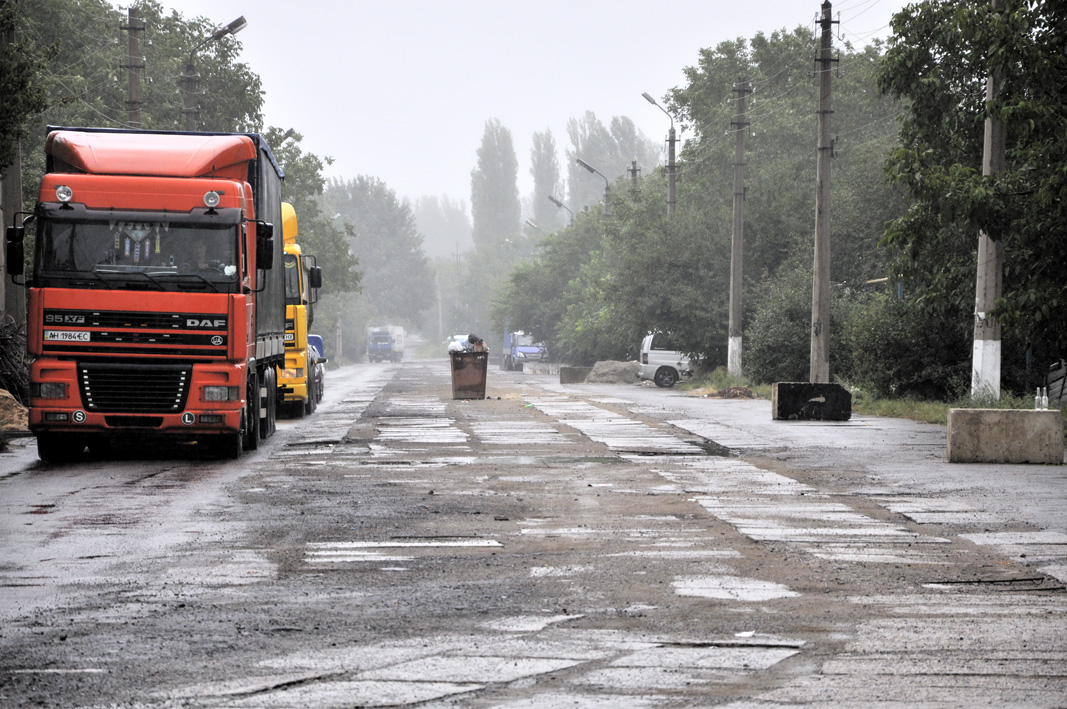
[[638, 332, 693, 388]]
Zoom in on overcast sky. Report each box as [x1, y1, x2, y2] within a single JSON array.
[[155, 0, 908, 209]]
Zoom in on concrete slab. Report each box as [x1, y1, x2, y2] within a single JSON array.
[[947, 408, 1063, 464]]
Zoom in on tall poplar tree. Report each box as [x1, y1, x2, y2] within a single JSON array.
[[529, 129, 564, 231], [470, 118, 520, 265]]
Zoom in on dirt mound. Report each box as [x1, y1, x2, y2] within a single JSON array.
[[0, 388, 28, 431], [584, 360, 639, 384]]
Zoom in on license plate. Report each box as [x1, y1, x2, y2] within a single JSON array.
[[44, 330, 90, 342]]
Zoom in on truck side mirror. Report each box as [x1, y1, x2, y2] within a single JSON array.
[[256, 222, 274, 270], [5, 226, 25, 277], [309, 265, 322, 290], [6, 242, 24, 277]]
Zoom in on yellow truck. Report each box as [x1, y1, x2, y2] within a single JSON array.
[[277, 203, 323, 417]]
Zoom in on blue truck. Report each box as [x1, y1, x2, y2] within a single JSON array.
[[501, 331, 548, 371], [367, 325, 405, 363]]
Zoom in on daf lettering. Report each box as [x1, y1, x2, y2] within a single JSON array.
[[186, 318, 226, 328]]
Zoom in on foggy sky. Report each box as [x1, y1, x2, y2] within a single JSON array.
[[152, 0, 907, 209]]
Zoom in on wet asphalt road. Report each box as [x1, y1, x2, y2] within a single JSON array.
[[1, 359, 1065, 707]]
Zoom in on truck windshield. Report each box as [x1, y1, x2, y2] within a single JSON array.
[[36, 216, 240, 292]]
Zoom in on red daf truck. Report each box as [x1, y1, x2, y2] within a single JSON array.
[[4, 127, 286, 460]]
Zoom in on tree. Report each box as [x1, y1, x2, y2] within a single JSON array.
[[877, 0, 1067, 391], [0, 0, 50, 173], [564, 111, 658, 213], [413, 195, 473, 260], [266, 127, 360, 295], [17, 0, 264, 207], [470, 118, 520, 265], [529, 129, 564, 231], [320, 176, 433, 324]]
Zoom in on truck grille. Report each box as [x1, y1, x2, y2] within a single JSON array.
[[78, 362, 191, 414]]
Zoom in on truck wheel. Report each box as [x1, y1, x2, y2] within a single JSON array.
[[36, 432, 85, 463], [304, 366, 318, 415], [654, 366, 679, 388], [244, 373, 260, 451], [218, 432, 243, 459], [259, 367, 277, 440]]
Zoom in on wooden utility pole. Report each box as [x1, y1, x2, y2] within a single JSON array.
[[728, 77, 750, 377], [971, 0, 1005, 400], [122, 8, 145, 129], [810, 1, 836, 383]]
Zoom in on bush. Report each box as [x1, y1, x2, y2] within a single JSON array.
[[745, 263, 854, 384], [844, 292, 970, 399]]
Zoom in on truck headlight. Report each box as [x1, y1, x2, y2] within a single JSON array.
[[281, 368, 303, 379], [203, 386, 240, 402], [32, 382, 67, 399]]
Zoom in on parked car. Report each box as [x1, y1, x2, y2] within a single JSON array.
[[638, 332, 693, 388]]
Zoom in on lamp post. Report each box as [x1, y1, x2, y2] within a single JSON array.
[[642, 91, 676, 217], [183, 16, 247, 131], [576, 158, 610, 216], [547, 194, 573, 225]]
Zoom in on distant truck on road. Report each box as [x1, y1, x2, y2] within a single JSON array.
[[501, 331, 547, 371], [367, 325, 405, 362]]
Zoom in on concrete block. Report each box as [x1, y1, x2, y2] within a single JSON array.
[[947, 409, 1064, 464], [772, 382, 852, 421], [559, 366, 592, 384]]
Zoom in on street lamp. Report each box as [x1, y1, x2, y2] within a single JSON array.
[[524, 219, 545, 235], [642, 91, 677, 216], [183, 16, 247, 131], [576, 158, 610, 216], [547, 195, 573, 225]]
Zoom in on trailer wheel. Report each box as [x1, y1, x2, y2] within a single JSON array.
[[243, 372, 260, 451]]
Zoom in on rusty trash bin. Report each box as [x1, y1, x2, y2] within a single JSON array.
[[450, 351, 488, 399]]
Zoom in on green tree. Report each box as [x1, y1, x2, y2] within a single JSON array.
[[0, 0, 50, 173], [266, 128, 360, 296], [470, 118, 520, 265], [320, 176, 433, 324], [877, 0, 1067, 391], [17, 0, 264, 207], [529, 129, 564, 232], [565, 111, 658, 213]]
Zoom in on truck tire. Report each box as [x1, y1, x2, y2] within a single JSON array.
[[654, 366, 679, 388], [304, 362, 318, 415], [259, 367, 277, 440], [218, 432, 243, 459], [36, 432, 85, 463], [244, 372, 260, 451]]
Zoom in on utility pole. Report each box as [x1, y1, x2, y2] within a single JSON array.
[[728, 77, 750, 378], [121, 8, 145, 128], [628, 160, 640, 188], [810, 1, 836, 384], [666, 122, 676, 217], [971, 0, 1005, 400]]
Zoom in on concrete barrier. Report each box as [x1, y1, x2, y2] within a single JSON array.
[[559, 366, 593, 384], [947, 408, 1064, 464], [771, 382, 852, 421]]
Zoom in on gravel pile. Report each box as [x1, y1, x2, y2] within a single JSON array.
[[584, 360, 640, 384]]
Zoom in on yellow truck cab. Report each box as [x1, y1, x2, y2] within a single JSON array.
[[277, 203, 323, 416]]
